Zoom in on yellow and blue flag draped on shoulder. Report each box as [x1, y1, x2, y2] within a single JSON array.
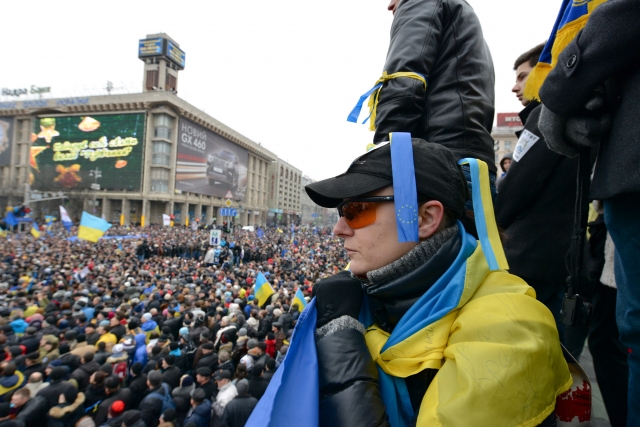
[[292, 288, 307, 311], [30, 223, 41, 239], [525, 0, 607, 101], [347, 72, 427, 131], [254, 271, 275, 306], [78, 211, 112, 243]]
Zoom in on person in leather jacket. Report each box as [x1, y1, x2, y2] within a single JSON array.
[[301, 138, 570, 426], [373, 0, 496, 173]]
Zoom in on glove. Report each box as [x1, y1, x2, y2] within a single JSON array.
[[540, 91, 611, 158], [313, 270, 363, 329]]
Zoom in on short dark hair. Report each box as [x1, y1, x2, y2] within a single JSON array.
[[514, 43, 545, 70], [148, 370, 162, 387]]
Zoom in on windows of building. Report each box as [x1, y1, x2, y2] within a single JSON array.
[[152, 141, 171, 166], [505, 141, 513, 151], [150, 168, 169, 193], [154, 114, 174, 139]]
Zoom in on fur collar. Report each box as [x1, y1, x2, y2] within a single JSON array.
[[49, 392, 85, 418]]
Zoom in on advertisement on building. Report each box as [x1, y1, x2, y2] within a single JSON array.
[[30, 113, 145, 191], [497, 113, 523, 127], [175, 117, 248, 200], [0, 117, 13, 167]]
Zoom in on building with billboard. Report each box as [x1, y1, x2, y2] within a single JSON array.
[[267, 158, 302, 226], [0, 34, 276, 227], [492, 112, 523, 170], [300, 175, 338, 227]]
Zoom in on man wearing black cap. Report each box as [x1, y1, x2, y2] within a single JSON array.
[[22, 352, 45, 380], [184, 388, 211, 427], [279, 138, 573, 426], [195, 367, 215, 401]]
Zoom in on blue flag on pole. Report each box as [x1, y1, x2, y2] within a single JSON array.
[[4, 212, 18, 227], [245, 299, 318, 427]]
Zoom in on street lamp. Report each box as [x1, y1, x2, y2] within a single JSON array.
[[89, 167, 102, 214]]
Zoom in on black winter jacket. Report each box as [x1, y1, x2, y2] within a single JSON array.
[[140, 384, 169, 427], [70, 361, 100, 391], [93, 388, 133, 427], [495, 103, 579, 291], [14, 396, 48, 427], [539, 0, 640, 198], [36, 379, 77, 412], [374, 0, 496, 171], [222, 395, 258, 427]]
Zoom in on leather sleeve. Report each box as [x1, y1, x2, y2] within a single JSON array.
[[540, 0, 640, 115], [374, 0, 444, 143], [316, 325, 389, 427]]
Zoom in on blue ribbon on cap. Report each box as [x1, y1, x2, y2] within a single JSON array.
[[390, 132, 419, 242]]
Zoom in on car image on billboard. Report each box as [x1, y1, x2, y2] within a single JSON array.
[[175, 118, 248, 200]]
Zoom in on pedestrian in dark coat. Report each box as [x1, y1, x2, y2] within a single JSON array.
[[537, 1, 640, 423], [140, 371, 172, 427], [93, 375, 133, 427], [126, 363, 148, 409], [161, 355, 181, 390], [36, 367, 76, 412], [183, 389, 211, 427], [495, 101, 578, 334], [222, 379, 257, 427], [70, 351, 100, 392], [247, 365, 268, 401]]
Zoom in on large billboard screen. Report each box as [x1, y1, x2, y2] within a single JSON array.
[[176, 118, 248, 200], [30, 113, 145, 191], [0, 117, 13, 167]]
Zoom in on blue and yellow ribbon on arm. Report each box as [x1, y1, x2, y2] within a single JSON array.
[[458, 158, 508, 271], [347, 72, 427, 131]]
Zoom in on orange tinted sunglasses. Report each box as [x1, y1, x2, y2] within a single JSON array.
[[336, 196, 395, 229]]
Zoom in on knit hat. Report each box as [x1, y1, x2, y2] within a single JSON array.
[[130, 362, 143, 376], [190, 388, 206, 403], [63, 387, 78, 403], [181, 375, 194, 387], [49, 366, 66, 381], [237, 328, 247, 337], [122, 410, 142, 427], [247, 339, 258, 349], [112, 344, 124, 355], [236, 379, 250, 397], [162, 408, 177, 422], [179, 327, 189, 337], [105, 375, 120, 390], [109, 400, 125, 417], [142, 313, 152, 321]]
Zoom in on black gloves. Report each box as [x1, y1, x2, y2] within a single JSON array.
[[313, 271, 364, 329], [539, 90, 611, 158]]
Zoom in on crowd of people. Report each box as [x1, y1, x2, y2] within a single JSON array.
[[0, 223, 346, 427]]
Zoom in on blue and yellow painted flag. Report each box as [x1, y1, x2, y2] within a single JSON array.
[[78, 211, 112, 243], [0, 227, 7, 238], [254, 271, 275, 306], [30, 223, 41, 239], [525, 0, 607, 101], [292, 288, 307, 312]]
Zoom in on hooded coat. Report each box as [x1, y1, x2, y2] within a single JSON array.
[[0, 370, 25, 400], [46, 392, 85, 427], [133, 334, 148, 366]]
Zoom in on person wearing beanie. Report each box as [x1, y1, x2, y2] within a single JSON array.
[[0, 363, 24, 401], [140, 371, 172, 427], [221, 379, 258, 427], [132, 333, 148, 368], [105, 343, 129, 381], [125, 362, 147, 409], [93, 376, 132, 427], [121, 410, 145, 427], [36, 366, 76, 411], [161, 354, 181, 389], [141, 313, 160, 342], [70, 351, 100, 393], [95, 324, 117, 352], [102, 400, 125, 427], [159, 408, 178, 427], [184, 388, 211, 427], [46, 386, 85, 427], [38, 335, 60, 365]]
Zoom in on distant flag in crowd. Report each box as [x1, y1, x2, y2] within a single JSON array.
[[59, 206, 73, 231], [30, 222, 41, 239], [0, 227, 6, 238], [293, 288, 307, 312], [44, 215, 56, 234], [162, 214, 171, 227], [524, 0, 607, 101], [254, 272, 275, 306], [257, 227, 264, 238], [78, 211, 112, 243], [4, 211, 18, 228]]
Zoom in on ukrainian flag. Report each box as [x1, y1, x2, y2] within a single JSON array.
[[0, 228, 6, 238], [78, 211, 112, 243], [30, 223, 41, 239], [292, 288, 307, 312], [525, 0, 607, 101], [254, 272, 275, 306]]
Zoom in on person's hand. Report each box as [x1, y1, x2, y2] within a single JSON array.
[[540, 91, 611, 158], [312, 271, 363, 329]]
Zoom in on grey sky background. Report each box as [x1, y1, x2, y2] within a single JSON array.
[[2, 0, 560, 180]]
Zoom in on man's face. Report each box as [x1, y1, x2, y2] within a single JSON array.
[[11, 393, 28, 408], [512, 61, 534, 106], [196, 374, 207, 385], [333, 187, 419, 277]]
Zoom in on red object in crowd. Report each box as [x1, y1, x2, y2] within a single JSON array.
[[265, 339, 276, 358]]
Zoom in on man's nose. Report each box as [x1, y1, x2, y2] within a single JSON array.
[[333, 217, 353, 237]]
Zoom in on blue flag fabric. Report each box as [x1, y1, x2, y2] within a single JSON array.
[[4, 212, 18, 227], [390, 133, 419, 242], [245, 299, 319, 427]]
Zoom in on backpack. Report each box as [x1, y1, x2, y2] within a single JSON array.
[[112, 360, 128, 381], [144, 383, 176, 413]]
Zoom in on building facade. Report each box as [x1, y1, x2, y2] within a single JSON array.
[[267, 158, 302, 226], [492, 112, 523, 171], [0, 91, 276, 227]]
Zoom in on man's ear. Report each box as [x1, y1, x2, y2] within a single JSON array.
[[417, 201, 444, 240]]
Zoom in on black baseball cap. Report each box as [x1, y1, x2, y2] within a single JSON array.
[[213, 369, 232, 381], [305, 139, 470, 218]]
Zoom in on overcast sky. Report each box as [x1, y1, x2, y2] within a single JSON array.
[[2, 0, 559, 180]]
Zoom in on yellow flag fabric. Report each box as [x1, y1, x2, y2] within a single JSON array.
[[365, 243, 572, 426], [30, 226, 41, 239]]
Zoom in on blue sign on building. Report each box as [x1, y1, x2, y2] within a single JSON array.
[[220, 208, 237, 217]]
